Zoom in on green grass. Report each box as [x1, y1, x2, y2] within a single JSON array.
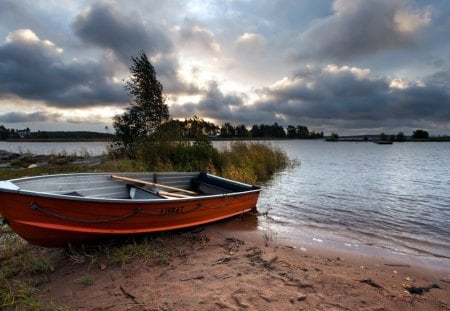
[[100, 236, 172, 266], [73, 275, 95, 286], [133, 140, 290, 184], [219, 142, 290, 184], [0, 233, 57, 310]]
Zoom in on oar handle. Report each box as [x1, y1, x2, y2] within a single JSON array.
[[111, 175, 198, 195], [158, 191, 190, 198]]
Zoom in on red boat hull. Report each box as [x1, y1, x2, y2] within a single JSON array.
[[0, 191, 259, 247]]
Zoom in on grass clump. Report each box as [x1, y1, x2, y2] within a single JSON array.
[[66, 235, 173, 268], [105, 237, 171, 266], [135, 137, 220, 173], [0, 233, 57, 310], [73, 275, 94, 286], [219, 142, 290, 184], [0, 277, 42, 311]]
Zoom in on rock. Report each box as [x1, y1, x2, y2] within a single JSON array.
[[0, 150, 20, 161]]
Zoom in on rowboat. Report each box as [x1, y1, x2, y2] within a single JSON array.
[[0, 172, 261, 247]]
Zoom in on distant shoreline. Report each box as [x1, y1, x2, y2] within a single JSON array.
[[4, 139, 111, 142], [2, 137, 450, 143]]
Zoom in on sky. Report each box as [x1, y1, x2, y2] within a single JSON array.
[[0, 0, 449, 135]]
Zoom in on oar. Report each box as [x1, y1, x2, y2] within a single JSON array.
[[111, 175, 198, 196], [158, 191, 190, 198]]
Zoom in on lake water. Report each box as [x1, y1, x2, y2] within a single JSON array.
[[1, 140, 449, 268], [0, 141, 109, 156], [256, 140, 450, 269]]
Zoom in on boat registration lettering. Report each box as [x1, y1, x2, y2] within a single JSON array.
[[160, 206, 184, 214]]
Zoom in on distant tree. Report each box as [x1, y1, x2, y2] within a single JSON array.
[[326, 132, 339, 141], [220, 123, 235, 138], [235, 124, 248, 137], [286, 125, 312, 138], [309, 131, 324, 139], [0, 125, 9, 140], [296, 125, 309, 138], [250, 124, 262, 138], [286, 125, 296, 138], [396, 131, 406, 142], [412, 129, 429, 140], [379, 132, 388, 141], [270, 123, 286, 138], [113, 51, 169, 155], [183, 116, 218, 138]]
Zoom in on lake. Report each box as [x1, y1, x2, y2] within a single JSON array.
[[256, 140, 450, 269], [1, 140, 449, 268], [0, 141, 109, 156]]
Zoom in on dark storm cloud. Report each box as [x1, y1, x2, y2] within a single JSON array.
[[171, 64, 449, 130], [0, 111, 62, 123], [72, 1, 198, 96], [0, 30, 127, 107], [390, 84, 450, 121], [72, 1, 173, 64], [0, 1, 195, 110], [294, 0, 430, 61], [249, 65, 450, 128]]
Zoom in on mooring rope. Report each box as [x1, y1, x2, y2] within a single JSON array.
[[30, 202, 141, 223]]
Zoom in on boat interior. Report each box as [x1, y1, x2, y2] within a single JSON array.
[[9, 172, 257, 200]]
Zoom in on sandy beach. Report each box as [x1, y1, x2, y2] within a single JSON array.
[[5, 215, 442, 311]]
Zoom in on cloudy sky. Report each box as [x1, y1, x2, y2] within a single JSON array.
[[0, 0, 449, 135]]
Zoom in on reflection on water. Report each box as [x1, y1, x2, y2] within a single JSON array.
[[256, 140, 450, 267]]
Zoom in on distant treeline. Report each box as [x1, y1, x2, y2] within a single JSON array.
[[1, 119, 324, 140], [157, 118, 324, 139], [330, 129, 450, 142], [0, 126, 113, 141], [5, 122, 448, 141]]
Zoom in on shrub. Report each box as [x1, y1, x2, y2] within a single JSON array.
[[219, 142, 289, 183]]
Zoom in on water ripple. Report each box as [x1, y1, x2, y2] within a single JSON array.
[[258, 140, 450, 263]]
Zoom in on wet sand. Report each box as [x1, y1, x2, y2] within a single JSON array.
[[32, 217, 450, 310]]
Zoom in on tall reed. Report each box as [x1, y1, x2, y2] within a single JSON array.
[[219, 142, 289, 184]]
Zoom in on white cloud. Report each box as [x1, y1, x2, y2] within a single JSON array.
[[389, 78, 409, 90], [5, 28, 63, 53], [6, 28, 39, 43], [235, 32, 266, 51], [324, 65, 372, 80]]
